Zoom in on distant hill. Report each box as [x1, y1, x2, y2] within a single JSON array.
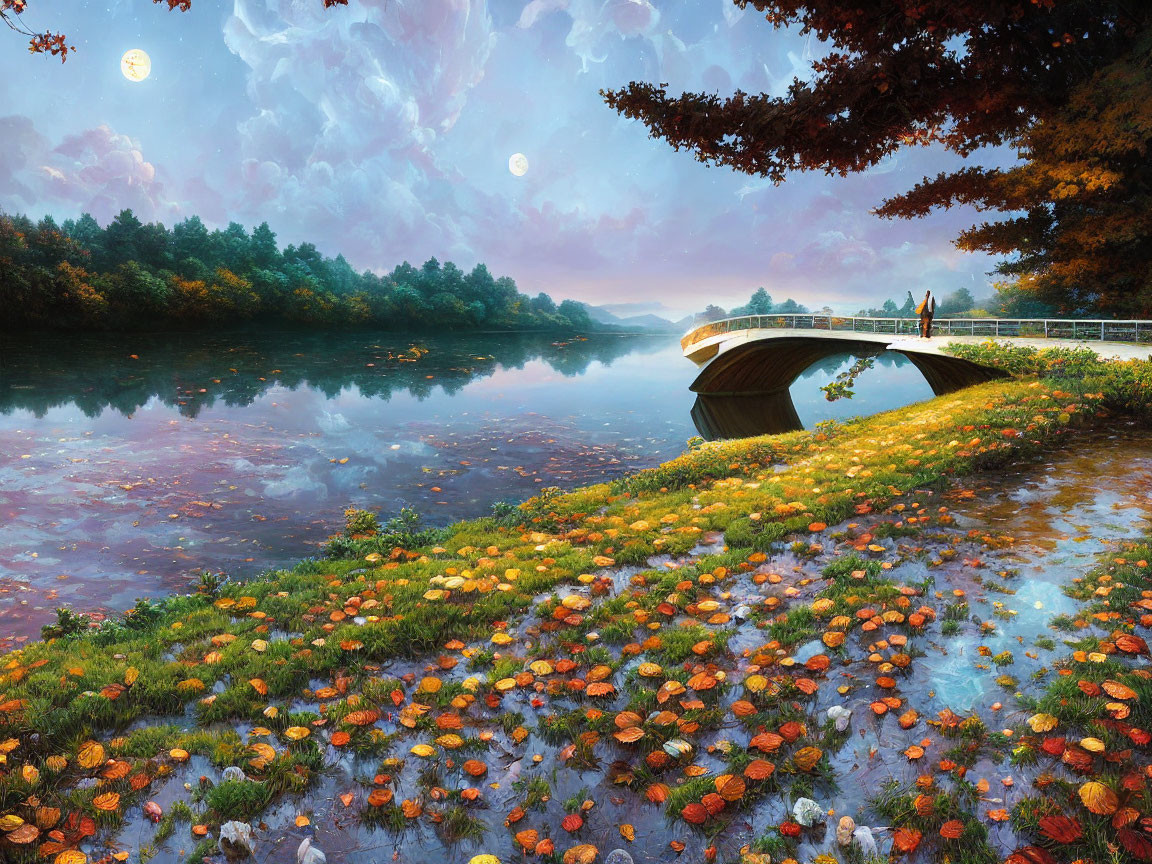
[[580, 303, 681, 332]]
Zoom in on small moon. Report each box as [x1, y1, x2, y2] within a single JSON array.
[[508, 153, 529, 177], [121, 49, 151, 83]]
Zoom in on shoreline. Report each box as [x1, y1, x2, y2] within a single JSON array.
[[2, 346, 1152, 864]]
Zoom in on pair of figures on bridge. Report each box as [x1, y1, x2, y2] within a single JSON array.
[[911, 290, 936, 338]]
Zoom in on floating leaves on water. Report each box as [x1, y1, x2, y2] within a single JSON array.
[[1038, 814, 1083, 843], [681, 802, 708, 824], [749, 732, 783, 753], [367, 788, 393, 807], [744, 759, 775, 780], [345, 709, 379, 727], [714, 774, 746, 802], [1004, 847, 1059, 864], [283, 727, 311, 741], [1078, 781, 1119, 815], [1115, 634, 1148, 654], [779, 721, 805, 742], [1102, 679, 1137, 700], [1116, 828, 1152, 861], [6, 822, 39, 844], [1077, 679, 1102, 696], [462, 759, 487, 777], [939, 820, 964, 840], [76, 741, 104, 770], [645, 783, 669, 803], [731, 699, 757, 718], [562, 844, 598, 864], [92, 793, 120, 811], [613, 727, 644, 744], [687, 672, 717, 691], [892, 827, 921, 853], [1026, 712, 1058, 733], [793, 746, 823, 771], [743, 674, 769, 694], [401, 799, 422, 818]]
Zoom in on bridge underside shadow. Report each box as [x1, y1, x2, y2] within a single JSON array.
[[690, 337, 1009, 440]]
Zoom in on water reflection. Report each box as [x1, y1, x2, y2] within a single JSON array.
[[693, 351, 935, 439], [0, 333, 936, 642], [0, 332, 697, 641], [1, 331, 666, 419]]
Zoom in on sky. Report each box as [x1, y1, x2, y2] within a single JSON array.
[[0, 0, 1011, 317]]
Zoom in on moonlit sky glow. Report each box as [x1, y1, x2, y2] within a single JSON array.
[[0, 1, 1011, 316]]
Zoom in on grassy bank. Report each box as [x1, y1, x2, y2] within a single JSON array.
[[1, 346, 1150, 864]]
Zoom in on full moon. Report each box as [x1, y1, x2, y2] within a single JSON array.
[[508, 153, 529, 177], [121, 49, 151, 83]]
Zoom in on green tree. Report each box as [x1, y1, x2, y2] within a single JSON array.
[[0, 208, 599, 334], [937, 287, 975, 315], [105, 261, 169, 323], [529, 293, 556, 316], [173, 216, 211, 267], [558, 299, 593, 330], [775, 298, 809, 314], [250, 222, 279, 269], [733, 287, 774, 315], [102, 209, 144, 267]]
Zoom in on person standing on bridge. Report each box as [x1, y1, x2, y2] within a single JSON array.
[[915, 290, 936, 338]]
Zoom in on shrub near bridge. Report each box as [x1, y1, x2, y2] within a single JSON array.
[[945, 340, 1152, 419]]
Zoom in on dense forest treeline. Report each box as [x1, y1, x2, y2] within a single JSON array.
[[699, 284, 1057, 324], [0, 209, 596, 332], [695, 287, 817, 323]]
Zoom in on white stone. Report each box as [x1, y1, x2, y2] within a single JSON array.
[[219, 821, 255, 860]]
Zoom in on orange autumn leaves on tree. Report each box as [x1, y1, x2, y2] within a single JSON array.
[[877, 27, 1152, 317], [1, 0, 348, 60], [1, 0, 72, 60], [604, 2, 1152, 316]]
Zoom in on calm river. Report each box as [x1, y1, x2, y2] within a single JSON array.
[[0, 330, 933, 642]]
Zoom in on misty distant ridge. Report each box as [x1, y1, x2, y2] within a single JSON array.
[[578, 302, 690, 333], [576, 282, 1003, 336]]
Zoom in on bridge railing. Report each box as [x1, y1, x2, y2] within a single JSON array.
[[681, 315, 1152, 350]]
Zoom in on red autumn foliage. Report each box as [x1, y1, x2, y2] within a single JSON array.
[[1038, 815, 1083, 844], [1, 0, 347, 62]]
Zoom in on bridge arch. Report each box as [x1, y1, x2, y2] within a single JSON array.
[[683, 315, 1152, 439]]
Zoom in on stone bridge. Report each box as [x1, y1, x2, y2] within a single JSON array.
[[683, 315, 1152, 439]]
